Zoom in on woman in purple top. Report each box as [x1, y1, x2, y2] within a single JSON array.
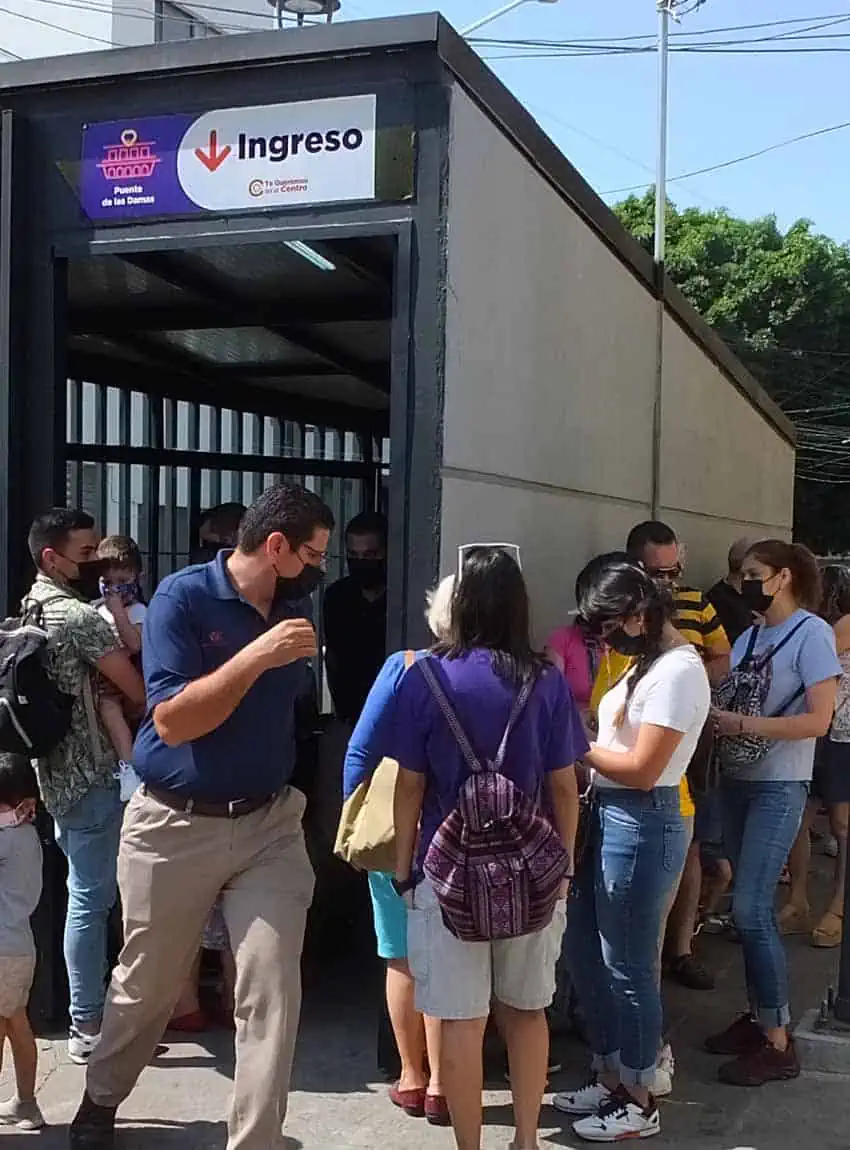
[[392, 548, 585, 1150]]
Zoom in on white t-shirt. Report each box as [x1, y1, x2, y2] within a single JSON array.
[[97, 601, 147, 631], [595, 645, 710, 789]]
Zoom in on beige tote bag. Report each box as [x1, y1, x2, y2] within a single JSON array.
[[334, 650, 415, 873]]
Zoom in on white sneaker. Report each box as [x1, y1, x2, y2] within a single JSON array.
[[573, 1089, 660, 1142], [552, 1079, 612, 1115], [0, 1095, 45, 1130], [653, 1043, 674, 1098], [68, 1027, 101, 1065]]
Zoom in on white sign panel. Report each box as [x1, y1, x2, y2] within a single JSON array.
[[176, 94, 376, 212]]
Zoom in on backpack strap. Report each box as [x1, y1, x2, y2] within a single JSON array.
[[418, 657, 535, 774], [739, 624, 761, 668]]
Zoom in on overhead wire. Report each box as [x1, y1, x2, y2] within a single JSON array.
[[601, 119, 850, 196]]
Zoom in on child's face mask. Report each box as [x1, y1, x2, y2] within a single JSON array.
[[99, 578, 141, 606]]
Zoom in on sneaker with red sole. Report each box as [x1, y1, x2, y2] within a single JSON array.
[[389, 1083, 426, 1117], [705, 1013, 764, 1057]]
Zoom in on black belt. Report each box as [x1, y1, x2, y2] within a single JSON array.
[[142, 785, 277, 819]]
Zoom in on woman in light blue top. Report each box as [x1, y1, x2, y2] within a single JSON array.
[[342, 578, 453, 1126], [709, 540, 840, 1088]]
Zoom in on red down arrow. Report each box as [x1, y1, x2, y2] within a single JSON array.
[[194, 129, 232, 173]]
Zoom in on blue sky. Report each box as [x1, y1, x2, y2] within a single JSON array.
[[349, 0, 850, 242]]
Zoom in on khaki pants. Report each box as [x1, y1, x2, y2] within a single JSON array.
[[86, 785, 315, 1149]]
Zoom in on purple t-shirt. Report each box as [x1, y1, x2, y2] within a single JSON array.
[[390, 650, 588, 868]]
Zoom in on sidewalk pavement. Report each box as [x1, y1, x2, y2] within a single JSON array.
[[2, 864, 847, 1148]]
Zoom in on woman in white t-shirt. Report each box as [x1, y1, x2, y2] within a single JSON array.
[[554, 560, 709, 1145]]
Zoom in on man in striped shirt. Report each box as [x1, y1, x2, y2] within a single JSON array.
[[625, 521, 730, 991]]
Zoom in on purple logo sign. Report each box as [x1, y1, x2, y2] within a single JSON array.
[[81, 115, 199, 221]]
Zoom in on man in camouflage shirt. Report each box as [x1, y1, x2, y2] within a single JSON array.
[[25, 510, 144, 1064]]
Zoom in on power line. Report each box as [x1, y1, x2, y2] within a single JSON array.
[[602, 119, 850, 196], [471, 11, 850, 46], [0, 3, 127, 45]]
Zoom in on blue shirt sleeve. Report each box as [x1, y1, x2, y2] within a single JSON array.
[[342, 650, 412, 798], [387, 663, 431, 776], [143, 589, 204, 710], [544, 670, 590, 772], [799, 617, 841, 689]]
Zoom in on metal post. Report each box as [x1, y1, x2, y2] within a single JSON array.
[[460, 0, 528, 36], [650, 0, 669, 517], [834, 829, 850, 1021], [654, 0, 669, 266], [275, 0, 283, 29]]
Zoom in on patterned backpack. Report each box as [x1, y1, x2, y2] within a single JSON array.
[[419, 659, 570, 943], [714, 618, 810, 769]]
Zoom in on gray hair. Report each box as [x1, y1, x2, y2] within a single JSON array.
[[425, 575, 455, 641]]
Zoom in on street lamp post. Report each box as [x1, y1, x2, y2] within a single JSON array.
[[460, 0, 559, 38]]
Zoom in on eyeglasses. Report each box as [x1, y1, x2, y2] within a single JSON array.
[[646, 564, 682, 581], [299, 541, 329, 570], [458, 542, 522, 572]]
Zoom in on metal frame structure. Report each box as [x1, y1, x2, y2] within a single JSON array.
[[0, 12, 797, 1027]]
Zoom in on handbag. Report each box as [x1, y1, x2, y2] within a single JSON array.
[[333, 650, 415, 872]]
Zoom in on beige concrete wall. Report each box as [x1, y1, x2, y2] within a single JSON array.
[[659, 314, 795, 587], [439, 88, 794, 635]]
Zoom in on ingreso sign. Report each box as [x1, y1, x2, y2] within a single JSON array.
[[80, 94, 376, 221], [178, 95, 376, 210]]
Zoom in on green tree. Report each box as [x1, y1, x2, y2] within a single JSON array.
[[614, 191, 850, 553]]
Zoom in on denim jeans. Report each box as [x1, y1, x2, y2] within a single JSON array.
[[720, 778, 808, 1029], [54, 783, 123, 1026], [564, 786, 688, 1088]]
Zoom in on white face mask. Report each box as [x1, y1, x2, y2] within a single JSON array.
[[0, 805, 29, 829]]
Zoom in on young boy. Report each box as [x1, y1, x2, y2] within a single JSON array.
[[0, 755, 45, 1131], [95, 536, 146, 801]]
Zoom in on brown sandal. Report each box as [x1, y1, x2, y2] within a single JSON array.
[[812, 910, 843, 948], [777, 903, 811, 936]]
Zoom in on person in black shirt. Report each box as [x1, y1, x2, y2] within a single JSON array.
[[323, 511, 388, 726], [707, 537, 758, 644]]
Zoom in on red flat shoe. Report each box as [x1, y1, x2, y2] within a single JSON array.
[[167, 1010, 209, 1033], [389, 1083, 426, 1117], [425, 1093, 451, 1126]]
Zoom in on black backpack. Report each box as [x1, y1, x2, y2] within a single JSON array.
[[0, 601, 74, 756]]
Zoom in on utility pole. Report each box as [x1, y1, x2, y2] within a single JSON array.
[[650, 0, 702, 516], [654, 0, 670, 266]]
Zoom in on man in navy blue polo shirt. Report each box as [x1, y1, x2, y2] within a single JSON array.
[[70, 484, 334, 1150]]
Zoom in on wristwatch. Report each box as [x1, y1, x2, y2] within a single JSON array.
[[392, 876, 417, 898]]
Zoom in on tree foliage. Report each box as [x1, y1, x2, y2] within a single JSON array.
[[614, 191, 850, 553]]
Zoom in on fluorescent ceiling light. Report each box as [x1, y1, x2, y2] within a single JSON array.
[[284, 239, 336, 272]]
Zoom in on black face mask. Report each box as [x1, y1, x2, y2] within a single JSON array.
[[276, 564, 324, 601], [348, 557, 387, 592], [740, 578, 774, 614], [67, 559, 110, 602], [606, 628, 649, 657]]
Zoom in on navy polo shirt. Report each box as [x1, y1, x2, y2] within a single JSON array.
[[133, 552, 314, 801]]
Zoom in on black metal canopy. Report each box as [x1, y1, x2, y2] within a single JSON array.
[[67, 234, 393, 418]]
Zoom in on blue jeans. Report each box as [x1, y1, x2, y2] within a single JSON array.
[[720, 778, 808, 1029], [54, 783, 123, 1026], [565, 787, 688, 1088]]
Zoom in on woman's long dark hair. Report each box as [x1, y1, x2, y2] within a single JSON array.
[[578, 559, 674, 719], [820, 564, 850, 625], [434, 547, 545, 684]]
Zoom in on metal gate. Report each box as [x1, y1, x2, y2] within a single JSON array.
[[65, 377, 389, 589]]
